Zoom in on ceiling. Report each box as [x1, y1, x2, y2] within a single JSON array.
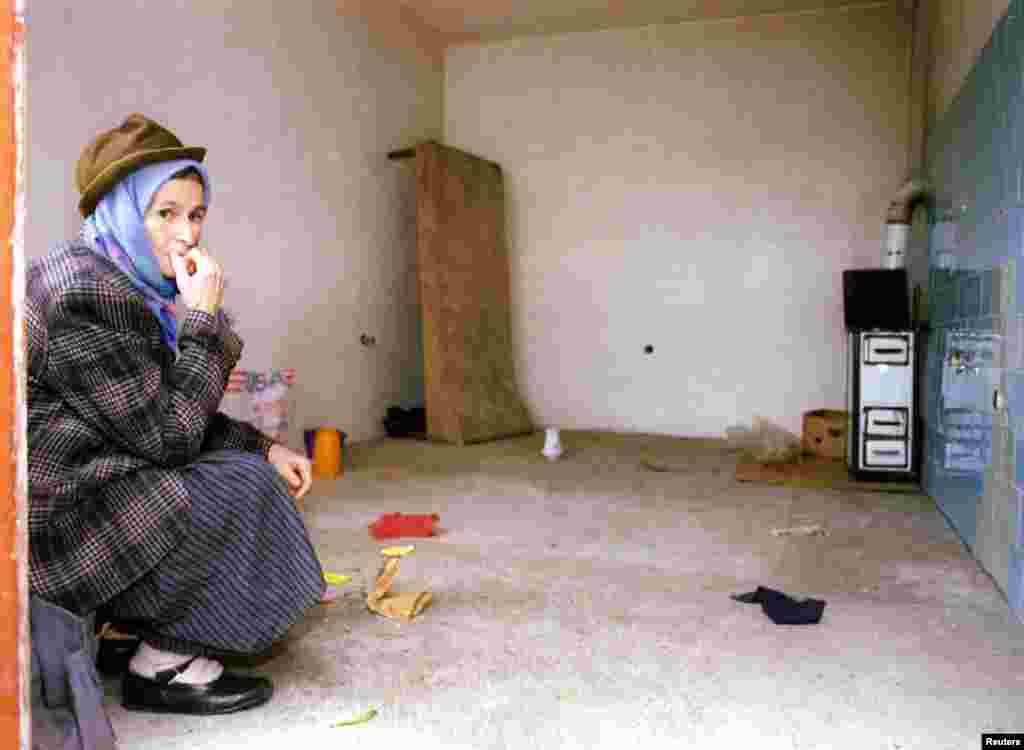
[[396, 0, 891, 45]]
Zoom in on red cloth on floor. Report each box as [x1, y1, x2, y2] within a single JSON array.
[[369, 513, 440, 539]]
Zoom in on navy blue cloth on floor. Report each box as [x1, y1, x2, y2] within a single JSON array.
[[731, 586, 826, 625]]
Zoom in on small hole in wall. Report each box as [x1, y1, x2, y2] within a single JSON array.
[[644, 345, 654, 354]]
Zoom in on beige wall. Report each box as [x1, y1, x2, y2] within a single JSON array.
[[26, 0, 442, 445], [446, 4, 911, 436], [928, 0, 1011, 123]]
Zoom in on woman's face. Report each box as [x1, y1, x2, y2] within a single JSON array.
[[144, 176, 207, 279]]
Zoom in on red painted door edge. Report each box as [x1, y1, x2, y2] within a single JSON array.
[[1, 0, 27, 747]]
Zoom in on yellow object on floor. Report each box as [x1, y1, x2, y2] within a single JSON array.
[[332, 708, 378, 727], [324, 572, 353, 586], [770, 524, 829, 537], [367, 556, 433, 621], [381, 545, 415, 557]]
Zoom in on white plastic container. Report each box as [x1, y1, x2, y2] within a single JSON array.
[[542, 428, 563, 461]]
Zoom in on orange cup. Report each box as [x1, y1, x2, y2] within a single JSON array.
[[312, 428, 345, 479]]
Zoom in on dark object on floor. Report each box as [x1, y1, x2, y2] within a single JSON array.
[[640, 458, 691, 473], [96, 632, 140, 675], [369, 512, 440, 539], [121, 656, 274, 715], [383, 406, 427, 438], [731, 586, 826, 625], [31, 595, 117, 750]]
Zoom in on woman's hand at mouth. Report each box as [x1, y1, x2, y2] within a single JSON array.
[[172, 248, 224, 315]]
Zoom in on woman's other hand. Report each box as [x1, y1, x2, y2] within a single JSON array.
[[172, 248, 223, 315], [268, 444, 313, 502]]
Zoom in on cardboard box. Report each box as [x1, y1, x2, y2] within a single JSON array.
[[802, 409, 848, 460]]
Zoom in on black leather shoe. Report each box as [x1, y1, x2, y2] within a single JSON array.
[[121, 657, 274, 715], [96, 636, 140, 676]]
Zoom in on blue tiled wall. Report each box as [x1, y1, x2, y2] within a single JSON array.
[[915, 0, 1024, 622]]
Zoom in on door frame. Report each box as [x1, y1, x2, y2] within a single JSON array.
[[1, 0, 29, 747]]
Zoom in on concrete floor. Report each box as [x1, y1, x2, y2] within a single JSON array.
[[107, 431, 1024, 749]]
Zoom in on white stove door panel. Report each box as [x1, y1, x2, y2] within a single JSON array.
[[860, 364, 913, 406]]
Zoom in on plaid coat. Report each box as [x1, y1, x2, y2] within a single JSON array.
[[26, 242, 276, 615]]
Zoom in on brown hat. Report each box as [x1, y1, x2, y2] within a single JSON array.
[[76, 113, 206, 217]]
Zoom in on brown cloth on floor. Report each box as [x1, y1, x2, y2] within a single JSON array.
[[367, 557, 432, 621]]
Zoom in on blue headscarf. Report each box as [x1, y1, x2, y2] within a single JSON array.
[[81, 158, 212, 351]]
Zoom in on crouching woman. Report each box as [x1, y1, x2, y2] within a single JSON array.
[[27, 113, 325, 716]]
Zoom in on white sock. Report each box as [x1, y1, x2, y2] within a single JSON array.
[[129, 642, 224, 685]]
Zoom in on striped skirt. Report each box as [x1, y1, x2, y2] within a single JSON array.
[[103, 449, 324, 657]]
